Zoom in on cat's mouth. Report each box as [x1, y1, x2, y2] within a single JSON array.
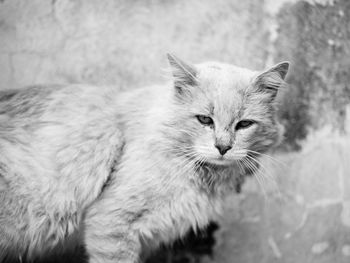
[[197, 152, 249, 167], [201, 156, 236, 166]]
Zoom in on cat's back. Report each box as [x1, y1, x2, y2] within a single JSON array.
[[0, 84, 122, 148], [0, 84, 119, 121], [0, 83, 122, 193]]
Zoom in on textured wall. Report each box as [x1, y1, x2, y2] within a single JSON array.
[[0, 0, 268, 90], [1, 0, 350, 263]]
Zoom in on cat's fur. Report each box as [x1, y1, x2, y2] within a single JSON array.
[[0, 54, 289, 262]]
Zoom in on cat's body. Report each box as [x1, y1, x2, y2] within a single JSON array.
[[0, 84, 124, 259], [0, 55, 289, 262]]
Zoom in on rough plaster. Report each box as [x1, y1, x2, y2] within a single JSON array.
[[0, 0, 268, 91]]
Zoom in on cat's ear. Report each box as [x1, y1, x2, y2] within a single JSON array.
[[167, 53, 198, 95], [254, 61, 290, 99]]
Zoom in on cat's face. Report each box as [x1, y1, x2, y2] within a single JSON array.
[[167, 54, 289, 167]]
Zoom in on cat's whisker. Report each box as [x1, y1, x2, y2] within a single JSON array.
[[245, 155, 278, 186], [194, 155, 206, 170], [186, 157, 207, 182], [177, 151, 204, 172], [246, 149, 287, 168], [242, 158, 267, 193], [241, 157, 257, 173], [236, 160, 247, 186], [241, 158, 267, 199], [256, 173, 269, 200], [160, 151, 206, 178], [236, 160, 244, 174], [245, 155, 282, 199]]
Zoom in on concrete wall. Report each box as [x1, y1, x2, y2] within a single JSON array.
[[1, 0, 350, 262], [0, 0, 268, 90]]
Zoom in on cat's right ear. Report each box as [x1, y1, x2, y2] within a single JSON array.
[[167, 53, 198, 96], [254, 61, 290, 100]]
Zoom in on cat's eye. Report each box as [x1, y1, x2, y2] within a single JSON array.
[[196, 115, 214, 126], [236, 120, 255, 130]]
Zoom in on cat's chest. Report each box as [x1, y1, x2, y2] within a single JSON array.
[[133, 178, 222, 248], [119, 145, 226, 247]]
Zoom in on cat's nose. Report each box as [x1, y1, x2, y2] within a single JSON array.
[[215, 144, 232, 156]]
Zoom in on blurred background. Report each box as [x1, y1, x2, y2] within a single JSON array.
[[1, 0, 350, 262]]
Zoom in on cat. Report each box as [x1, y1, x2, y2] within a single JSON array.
[[0, 54, 289, 263]]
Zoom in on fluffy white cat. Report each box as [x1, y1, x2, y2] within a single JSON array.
[[0, 54, 289, 262]]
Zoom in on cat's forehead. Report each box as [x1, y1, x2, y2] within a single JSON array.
[[196, 62, 257, 91], [195, 62, 257, 118]]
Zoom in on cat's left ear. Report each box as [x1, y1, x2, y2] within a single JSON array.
[[167, 53, 198, 96], [254, 61, 290, 99]]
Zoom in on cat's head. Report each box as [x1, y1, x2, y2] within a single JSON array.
[[166, 54, 289, 168]]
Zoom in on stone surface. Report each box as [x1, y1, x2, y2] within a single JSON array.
[[341, 245, 350, 257], [275, 0, 350, 148], [312, 242, 330, 255], [0, 0, 268, 91]]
